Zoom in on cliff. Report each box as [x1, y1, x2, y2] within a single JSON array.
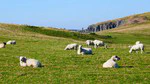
[[85, 12, 150, 33]]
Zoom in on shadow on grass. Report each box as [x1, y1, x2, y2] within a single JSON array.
[[145, 52, 150, 54], [40, 65, 44, 68], [120, 66, 134, 68]]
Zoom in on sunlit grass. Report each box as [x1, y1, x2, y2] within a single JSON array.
[[0, 23, 150, 83]]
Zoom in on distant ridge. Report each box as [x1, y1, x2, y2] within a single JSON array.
[[84, 12, 150, 33]]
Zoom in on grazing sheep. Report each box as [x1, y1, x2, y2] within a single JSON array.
[[129, 43, 144, 53], [103, 55, 120, 68], [77, 45, 92, 55], [19, 56, 42, 68], [86, 40, 94, 46], [0, 42, 6, 48], [64, 43, 78, 50], [6, 40, 16, 45], [93, 40, 107, 49]]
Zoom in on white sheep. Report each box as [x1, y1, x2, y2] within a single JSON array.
[[19, 56, 42, 68], [6, 40, 16, 45], [77, 45, 92, 55], [0, 42, 6, 48], [64, 43, 78, 50], [129, 43, 144, 53], [103, 55, 120, 68], [86, 40, 94, 46], [93, 40, 107, 49]]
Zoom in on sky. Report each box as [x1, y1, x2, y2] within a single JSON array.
[[0, 0, 150, 30]]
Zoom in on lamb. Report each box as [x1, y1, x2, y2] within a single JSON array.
[[6, 40, 16, 45], [103, 55, 120, 68], [86, 40, 94, 46], [64, 43, 78, 50], [0, 42, 6, 48], [129, 43, 144, 53], [93, 40, 107, 49], [77, 45, 92, 55], [19, 56, 42, 68]]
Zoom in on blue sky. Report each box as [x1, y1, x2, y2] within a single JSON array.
[[0, 0, 150, 29]]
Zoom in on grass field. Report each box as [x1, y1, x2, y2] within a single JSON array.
[[0, 22, 150, 84]]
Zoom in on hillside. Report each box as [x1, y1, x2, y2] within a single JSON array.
[[0, 13, 150, 83], [96, 20, 150, 45], [0, 23, 111, 41], [86, 12, 150, 33]]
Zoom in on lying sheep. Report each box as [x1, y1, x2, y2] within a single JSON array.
[[103, 55, 120, 68], [6, 40, 16, 45], [77, 45, 92, 55], [19, 56, 42, 68], [86, 40, 94, 46], [93, 40, 107, 49], [64, 43, 78, 50], [129, 43, 144, 54], [0, 42, 6, 48]]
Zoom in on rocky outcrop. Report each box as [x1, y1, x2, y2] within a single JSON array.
[[85, 15, 149, 33]]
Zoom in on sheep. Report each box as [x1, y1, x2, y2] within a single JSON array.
[[6, 40, 16, 45], [86, 40, 94, 46], [0, 42, 6, 48], [77, 45, 92, 55], [129, 43, 144, 54], [93, 40, 107, 49], [19, 56, 42, 68], [64, 43, 78, 50], [103, 55, 120, 68]]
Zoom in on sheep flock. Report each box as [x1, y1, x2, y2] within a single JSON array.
[[0, 39, 145, 68]]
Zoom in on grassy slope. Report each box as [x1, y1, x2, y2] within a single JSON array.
[[0, 23, 111, 41], [0, 20, 150, 83], [95, 12, 150, 26]]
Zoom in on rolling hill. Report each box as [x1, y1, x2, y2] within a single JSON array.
[[0, 12, 150, 83]]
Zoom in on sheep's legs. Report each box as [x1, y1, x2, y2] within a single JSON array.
[[94, 45, 97, 48], [136, 51, 138, 53], [141, 49, 143, 54]]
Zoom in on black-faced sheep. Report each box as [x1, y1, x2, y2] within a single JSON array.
[[0, 42, 6, 48], [19, 56, 42, 68], [86, 40, 94, 46], [6, 40, 16, 45], [103, 55, 120, 68], [77, 45, 92, 55]]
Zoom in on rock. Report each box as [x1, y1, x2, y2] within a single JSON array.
[[85, 15, 148, 33]]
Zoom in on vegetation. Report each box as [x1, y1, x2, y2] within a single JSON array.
[[22, 25, 112, 41], [0, 13, 150, 83]]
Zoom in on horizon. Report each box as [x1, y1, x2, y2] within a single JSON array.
[[0, 0, 150, 29]]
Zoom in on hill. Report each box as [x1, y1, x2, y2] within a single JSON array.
[[0, 13, 150, 83], [96, 20, 150, 45], [0, 23, 111, 41], [86, 12, 150, 33]]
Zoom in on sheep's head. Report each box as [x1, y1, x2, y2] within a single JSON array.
[[19, 56, 27, 63], [135, 41, 141, 45], [128, 46, 132, 49], [3, 42, 6, 45], [111, 55, 120, 61]]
